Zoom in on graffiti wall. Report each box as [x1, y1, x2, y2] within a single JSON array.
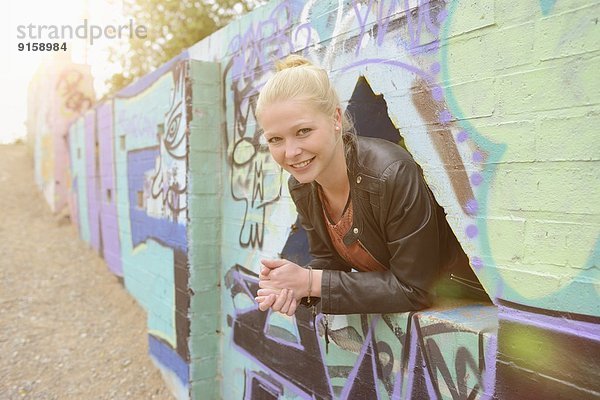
[[67, 54, 210, 398], [187, 61, 224, 397], [112, 56, 195, 398], [27, 52, 95, 214], [50, 0, 599, 399], [186, 0, 599, 398]]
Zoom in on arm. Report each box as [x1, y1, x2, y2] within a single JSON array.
[[256, 261, 322, 314], [255, 184, 347, 313], [259, 162, 441, 315]]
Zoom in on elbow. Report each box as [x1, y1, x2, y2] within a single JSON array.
[[407, 286, 433, 311]]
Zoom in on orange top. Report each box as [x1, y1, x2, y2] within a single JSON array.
[[320, 191, 387, 272]]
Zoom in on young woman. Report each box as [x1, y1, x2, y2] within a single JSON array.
[[254, 55, 485, 317]]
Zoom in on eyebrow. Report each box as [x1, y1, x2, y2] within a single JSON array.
[[262, 120, 313, 137]]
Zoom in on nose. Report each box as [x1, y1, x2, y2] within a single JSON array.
[[284, 139, 301, 159]]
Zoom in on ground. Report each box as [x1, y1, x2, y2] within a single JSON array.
[[0, 143, 174, 399]]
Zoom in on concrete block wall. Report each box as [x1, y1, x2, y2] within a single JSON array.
[[195, 0, 599, 398], [26, 53, 95, 214], [111, 55, 194, 398], [441, 0, 599, 317], [67, 54, 199, 398], [50, 0, 599, 399], [188, 61, 223, 398]]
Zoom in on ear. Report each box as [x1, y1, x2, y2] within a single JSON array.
[[333, 107, 342, 127]]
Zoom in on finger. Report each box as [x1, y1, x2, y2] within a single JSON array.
[[259, 280, 278, 290], [257, 288, 280, 296], [257, 294, 274, 311], [280, 290, 294, 314], [255, 296, 274, 310], [260, 258, 288, 269], [258, 294, 276, 311], [286, 298, 298, 316], [271, 289, 288, 312], [258, 267, 271, 280], [255, 295, 276, 303]]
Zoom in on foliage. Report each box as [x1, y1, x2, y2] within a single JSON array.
[[106, 0, 263, 95]]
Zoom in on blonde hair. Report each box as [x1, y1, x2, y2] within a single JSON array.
[[256, 55, 356, 156]]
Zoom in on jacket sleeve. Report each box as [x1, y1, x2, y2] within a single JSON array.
[[321, 160, 439, 314]]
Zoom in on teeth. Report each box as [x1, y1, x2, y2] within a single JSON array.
[[292, 158, 312, 168]]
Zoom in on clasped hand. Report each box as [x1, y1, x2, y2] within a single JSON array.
[[255, 258, 308, 316]]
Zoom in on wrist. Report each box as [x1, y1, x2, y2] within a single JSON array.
[[311, 269, 322, 298]]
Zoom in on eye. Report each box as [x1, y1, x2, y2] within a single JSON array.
[[297, 128, 312, 136], [267, 136, 282, 145]]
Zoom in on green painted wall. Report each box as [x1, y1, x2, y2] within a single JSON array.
[[51, 1, 599, 399]]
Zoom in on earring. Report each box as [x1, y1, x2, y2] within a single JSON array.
[[335, 125, 340, 130]]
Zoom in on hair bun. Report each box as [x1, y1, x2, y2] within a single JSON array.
[[275, 54, 313, 72]]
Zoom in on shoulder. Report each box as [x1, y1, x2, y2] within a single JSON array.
[[355, 136, 417, 178]]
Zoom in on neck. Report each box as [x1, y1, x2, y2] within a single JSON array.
[[316, 145, 349, 198]]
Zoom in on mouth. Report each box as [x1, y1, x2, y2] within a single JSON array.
[[289, 157, 315, 169]]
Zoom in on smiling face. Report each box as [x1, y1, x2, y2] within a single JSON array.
[[258, 99, 345, 187]]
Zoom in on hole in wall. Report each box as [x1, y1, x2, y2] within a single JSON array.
[[345, 76, 491, 304], [280, 76, 491, 304]]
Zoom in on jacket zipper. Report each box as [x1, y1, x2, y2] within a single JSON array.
[[449, 274, 486, 292]]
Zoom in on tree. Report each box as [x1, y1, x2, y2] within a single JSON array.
[[106, 0, 264, 94]]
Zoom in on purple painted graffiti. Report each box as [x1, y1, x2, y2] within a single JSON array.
[[97, 101, 122, 276]]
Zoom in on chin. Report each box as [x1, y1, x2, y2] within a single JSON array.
[[287, 169, 316, 184], [292, 174, 315, 184]]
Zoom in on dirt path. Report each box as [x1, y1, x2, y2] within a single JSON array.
[[0, 143, 173, 399]]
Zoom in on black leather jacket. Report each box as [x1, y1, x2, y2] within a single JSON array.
[[289, 136, 477, 314]]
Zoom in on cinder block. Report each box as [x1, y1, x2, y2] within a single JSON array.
[[477, 120, 536, 162], [191, 290, 220, 314], [536, 113, 599, 161], [443, 77, 495, 119], [496, 57, 598, 115], [524, 219, 597, 268], [492, 22, 536, 71], [189, 250, 220, 267], [189, 336, 220, 365], [190, 370, 220, 399], [485, 216, 527, 262], [488, 161, 597, 215], [536, 3, 600, 61], [189, 313, 221, 337], [189, 267, 220, 292], [187, 176, 220, 195], [445, 0, 495, 37], [441, 31, 496, 86]]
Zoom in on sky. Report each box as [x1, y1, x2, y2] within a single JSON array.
[[1, 0, 125, 144]]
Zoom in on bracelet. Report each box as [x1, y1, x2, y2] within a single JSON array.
[[307, 266, 313, 304]]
